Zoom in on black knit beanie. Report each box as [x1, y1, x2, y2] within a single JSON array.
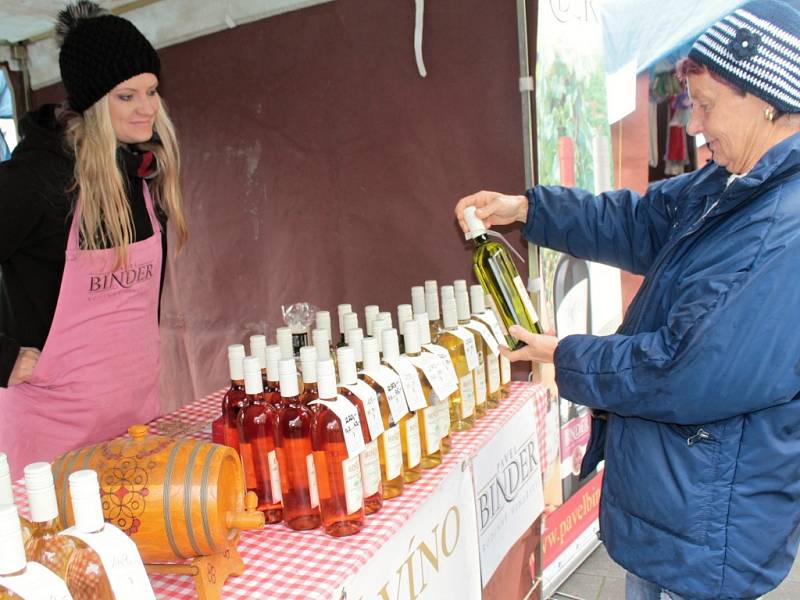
[[57, 1, 161, 114]]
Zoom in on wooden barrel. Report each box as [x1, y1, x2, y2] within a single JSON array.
[[52, 425, 263, 563]]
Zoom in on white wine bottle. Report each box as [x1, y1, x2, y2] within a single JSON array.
[[463, 206, 542, 349]]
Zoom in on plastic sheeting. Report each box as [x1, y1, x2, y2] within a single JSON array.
[[0, 70, 11, 161]]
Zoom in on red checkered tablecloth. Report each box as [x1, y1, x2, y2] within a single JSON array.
[[13, 382, 548, 599]]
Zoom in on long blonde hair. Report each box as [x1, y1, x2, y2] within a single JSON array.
[[61, 94, 188, 268]]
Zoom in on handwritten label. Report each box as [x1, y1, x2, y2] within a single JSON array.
[[403, 417, 422, 469], [468, 319, 500, 356], [342, 455, 364, 515], [421, 408, 440, 454], [310, 397, 366, 458], [451, 328, 479, 370], [474, 360, 487, 408], [387, 357, 428, 411], [0, 562, 73, 599], [487, 353, 501, 393], [501, 355, 511, 385], [361, 366, 408, 424], [476, 310, 507, 348], [306, 453, 319, 508], [380, 425, 403, 480], [459, 373, 476, 419], [421, 344, 459, 388], [360, 440, 382, 496], [60, 524, 155, 599], [437, 397, 452, 439], [344, 381, 385, 440], [408, 352, 457, 400], [268, 450, 282, 503]]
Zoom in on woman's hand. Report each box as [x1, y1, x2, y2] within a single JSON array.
[[8, 347, 40, 385], [499, 325, 558, 364], [455, 191, 528, 234]]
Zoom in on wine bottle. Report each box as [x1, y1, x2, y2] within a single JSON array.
[[456, 288, 487, 419], [372, 316, 391, 353], [277, 359, 320, 531], [396, 304, 413, 354], [337, 347, 383, 515], [463, 205, 543, 349], [359, 337, 405, 499], [485, 293, 513, 396], [23, 463, 72, 579], [341, 313, 359, 347], [381, 329, 422, 484], [249, 334, 269, 389], [0, 454, 31, 551], [336, 304, 353, 346], [238, 356, 283, 523], [276, 326, 294, 360], [0, 505, 72, 600], [347, 328, 365, 370], [311, 360, 365, 537], [434, 298, 476, 431], [471, 286, 502, 408], [411, 286, 426, 317], [424, 280, 442, 337], [221, 344, 246, 452], [402, 320, 442, 468], [364, 305, 380, 337], [264, 344, 282, 406], [315, 311, 333, 350], [414, 314, 454, 455], [299, 346, 320, 408], [312, 328, 333, 362]]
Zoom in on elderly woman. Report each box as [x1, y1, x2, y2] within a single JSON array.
[[456, 1, 800, 598]]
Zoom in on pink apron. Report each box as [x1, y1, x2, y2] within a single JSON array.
[[0, 184, 162, 478]]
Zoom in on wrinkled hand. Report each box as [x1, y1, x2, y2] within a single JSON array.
[[8, 347, 40, 385], [455, 190, 528, 234], [499, 325, 558, 364]]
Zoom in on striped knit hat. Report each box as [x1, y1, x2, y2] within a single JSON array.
[[689, 0, 800, 113]]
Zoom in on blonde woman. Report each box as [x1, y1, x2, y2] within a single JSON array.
[[0, 1, 186, 476]]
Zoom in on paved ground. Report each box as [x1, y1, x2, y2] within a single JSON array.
[[554, 544, 800, 599]]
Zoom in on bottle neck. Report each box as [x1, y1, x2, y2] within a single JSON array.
[[473, 233, 489, 245], [246, 392, 264, 404]]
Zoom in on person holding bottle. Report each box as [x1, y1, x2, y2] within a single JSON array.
[[455, 2, 800, 598], [0, 1, 187, 477]]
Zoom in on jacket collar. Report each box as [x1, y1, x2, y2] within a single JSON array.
[[721, 131, 800, 200]]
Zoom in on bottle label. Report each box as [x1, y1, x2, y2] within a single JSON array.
[[513, 274, 540, 323], [360, 440, 382, 496], [474, 361, 487, 407], [381, 425, 403, 480], [268, 450, 282, 504], [310, 397, 366, 458], [487, 354, 501, 393], [362, 366, 409, 424], [404, 416, 422, 469], [438, 397, 451, 438], [451, 328, 479, 370], [0, 562, 73, 599], [342, 455, 364, 515], [468, 320, 500, 356], [421, 344, 459, 388], [344, 381, 385, 439], [60, 524, 156, 599], [306, 453, 320, 508], [459, 373, 475, 418], [422, 408, 440, 454], [407, 352, 457, 400], [476, 311, 507, 349], [501, 355, 511, 384], [387, 357, 428, 411]]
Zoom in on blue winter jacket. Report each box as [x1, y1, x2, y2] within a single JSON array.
[[524, 132, 800, 599]]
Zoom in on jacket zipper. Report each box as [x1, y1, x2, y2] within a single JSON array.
[[687, 428, 714, 446]]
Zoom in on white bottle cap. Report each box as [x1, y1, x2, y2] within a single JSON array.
[[68, 470, 105, 534], [455, 289, 471, 322], [317, 359, 338, 399], [424, 280, 438, 295], [464, 206, 488, 238], [342, 313, 359, 343], [276, 327, 294, 360], [299, 346, 318, 383], [250, 335, 267, 370], [378, 311, 393, 328], [278, 359, 299, 398], [397, 305, 413, 335], [425, 290, 440, 321], [442, 298, 458, 329], [0, 504, 26, 575], [0, 453, 12, 506], [348, 328, 364, 363], [403, 320, 421, 355], [315, 311, 332, 341], [243, 356, 264, 395], [362, 337, 380, 372], [23, 462, 58, 523], [440, 285, 455, 303], [382, 328, 400, 363], [454, 279, 468, 293], [364, 305, 380, 336], [411, 286, 426, 315], [372, 317, 390, 353], [312, 328, 331, 360], [415, 314, 432, 345], [337, 304, 352, 333], [265, 345, 281, 382], [227, 344, 246, 381], [336, 347, 358, 385], [470, 285, 486, 314]]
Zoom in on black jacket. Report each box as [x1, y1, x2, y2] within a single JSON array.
[[0, 104, 167, 386]]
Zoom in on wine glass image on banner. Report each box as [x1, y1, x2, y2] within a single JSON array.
[[554, 254, 592, 502]]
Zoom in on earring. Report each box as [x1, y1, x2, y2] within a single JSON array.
[[764, 106, 776, 121]]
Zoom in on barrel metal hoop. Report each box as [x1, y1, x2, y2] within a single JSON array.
[[183, 442, 205, 556], [200, 444, 221, 553], [164, 440, 190, 559]]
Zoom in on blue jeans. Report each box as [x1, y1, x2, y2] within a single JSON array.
[[625, 572, 687, 600]]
